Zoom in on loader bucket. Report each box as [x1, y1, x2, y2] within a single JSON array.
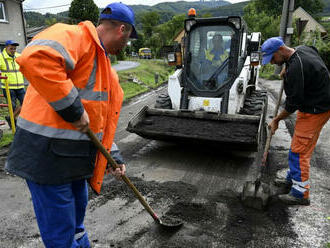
[[127, 106, 265, 151]]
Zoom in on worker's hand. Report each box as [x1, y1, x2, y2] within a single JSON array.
[[268, 118, 279, 135], [109, 164, 126, 180], [73, 109, 89, 133]]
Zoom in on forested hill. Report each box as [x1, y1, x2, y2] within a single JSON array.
[[24, 0, 235, 27]]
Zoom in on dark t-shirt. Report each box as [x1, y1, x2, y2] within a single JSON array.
[[284, 45, 330, 114]]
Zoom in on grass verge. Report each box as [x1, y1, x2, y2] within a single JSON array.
[[259, 64, 281, 80], [118, 59, 173, 101], [0, 130, 14, 147]]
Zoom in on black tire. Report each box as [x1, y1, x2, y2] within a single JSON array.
[[239, 90, 268, 116], [154, 93, 172, 109]]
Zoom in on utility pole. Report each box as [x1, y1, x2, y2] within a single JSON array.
[[276, 0, 295, 74]]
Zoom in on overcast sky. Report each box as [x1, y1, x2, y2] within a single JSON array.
[[23, 0, 249, 14]]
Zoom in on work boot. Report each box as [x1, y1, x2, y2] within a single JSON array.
[[278, 193, 310, 206]]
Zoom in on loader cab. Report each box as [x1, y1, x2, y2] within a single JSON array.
[[183, 16, 247, 99]]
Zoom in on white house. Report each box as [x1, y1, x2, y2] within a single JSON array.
[[0, 0, 27, 52]]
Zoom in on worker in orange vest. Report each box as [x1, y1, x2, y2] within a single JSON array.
[[5, 2, 137, 247]]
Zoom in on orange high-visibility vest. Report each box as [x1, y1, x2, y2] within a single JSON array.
[[16, 21, 124, 194]]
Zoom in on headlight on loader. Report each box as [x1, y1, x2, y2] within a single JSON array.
[[167, 53, 176, 63], [250, 51, 260, 66]]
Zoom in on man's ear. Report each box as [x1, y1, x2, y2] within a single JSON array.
[[119, 24, 125, 35]]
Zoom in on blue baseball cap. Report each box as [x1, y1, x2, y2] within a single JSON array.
[[261, 37, 284, 65], [100, 2, 138, 39], [5, 40, 19, 46]]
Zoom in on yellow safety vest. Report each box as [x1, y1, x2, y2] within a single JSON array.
[[204, 49, 229, 67], [0, 49, 24, 89]]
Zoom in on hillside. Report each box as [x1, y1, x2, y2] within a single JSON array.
[[24, 0, 232, 27]]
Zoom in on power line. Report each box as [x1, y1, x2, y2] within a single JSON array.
[[24, 4, 71, 11]]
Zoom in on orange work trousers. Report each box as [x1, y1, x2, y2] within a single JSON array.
[[287, 110, 330, 199]]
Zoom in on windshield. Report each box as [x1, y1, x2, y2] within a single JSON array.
[[187, 25, 234, 91], [141, 49, 151, 54]]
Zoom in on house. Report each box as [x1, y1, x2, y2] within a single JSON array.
[[293, 6, 327, 40], [0, 0, 27, 52]]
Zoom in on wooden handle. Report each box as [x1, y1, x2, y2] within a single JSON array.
[[262, 79, 285, 166], [86, 128, 160, 222]]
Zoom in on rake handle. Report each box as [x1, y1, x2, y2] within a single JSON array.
[[262, 79, 285, 166], [86, 128, 160, 223]]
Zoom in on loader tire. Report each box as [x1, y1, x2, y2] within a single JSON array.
[[154, 93, 172, 109], [240, 90, 268, 116]]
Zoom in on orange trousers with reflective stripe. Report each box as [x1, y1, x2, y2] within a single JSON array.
[[288, 110, 330, 199]]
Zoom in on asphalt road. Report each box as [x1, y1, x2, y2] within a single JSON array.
[[0, 79, 329, 247], [112, 60, 140, 72]]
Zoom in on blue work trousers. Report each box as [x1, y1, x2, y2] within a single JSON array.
[[27, 179, 91, 248], [2, 88, 25, 111]]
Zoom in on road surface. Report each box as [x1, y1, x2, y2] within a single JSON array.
[[0, 79, 329, 247]]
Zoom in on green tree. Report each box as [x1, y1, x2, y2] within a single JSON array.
[[252, 0, 325, 18], [243, 2, 281, 40], [140, 11, 160, 38], [68, 0, 99, 25], [45, 17, 57, 26]]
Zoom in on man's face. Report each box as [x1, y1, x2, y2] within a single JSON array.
[[212, 36, 223, 48], [270, 50, 285, 66], [108, 25, 132, 55], [6, 45, 17, 56]]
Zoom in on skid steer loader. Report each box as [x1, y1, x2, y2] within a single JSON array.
[[127, 12, 267, 151]]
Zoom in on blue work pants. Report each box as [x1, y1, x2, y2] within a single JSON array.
[[26, 179, 90, 248], [2, 88, 25, 111]]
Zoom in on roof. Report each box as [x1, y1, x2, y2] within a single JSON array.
[[293, 7, 327, 34]]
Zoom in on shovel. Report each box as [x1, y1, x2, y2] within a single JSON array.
[[86, 127, 183, 229], [241, 79, 285, 209]]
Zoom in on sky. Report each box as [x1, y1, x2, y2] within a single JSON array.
[[23, 0, 249, 14]]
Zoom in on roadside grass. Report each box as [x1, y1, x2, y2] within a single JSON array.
[[118, 59, 173, 100], [259, 64, 281, 80], [0, 130, 14, 147]]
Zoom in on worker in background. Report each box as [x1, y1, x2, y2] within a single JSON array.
[[5, 2, 137, 247], [261, 37, 330, 206], [0, 40, 25, 128], [202, 34, 229, 89], [204, 34, 228, 67]]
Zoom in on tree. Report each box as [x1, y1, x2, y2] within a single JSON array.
[[251, 0, 325, 18], [140, 11, 160, 38], [45, 17, 57, 26], [243, 2, 281, 40], [68, 0, 99, 25]]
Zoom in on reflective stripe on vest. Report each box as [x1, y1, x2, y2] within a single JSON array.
[[49, 87, 79, 111], [27, 39, 75, 71], [77, 59, 108, 101], [17, 116, 103, 141], [46, 57, 107, 111]]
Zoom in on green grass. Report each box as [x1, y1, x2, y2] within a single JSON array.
[[0, 130, 14, 147], [259, 64, 281, 80], [118, 59, 174, 100], [325, 243, 330, 248]]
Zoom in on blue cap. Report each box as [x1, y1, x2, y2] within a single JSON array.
[[261, 37, 284, 65], [5, 40, 19, 46], [100, 2, 137, 39]]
